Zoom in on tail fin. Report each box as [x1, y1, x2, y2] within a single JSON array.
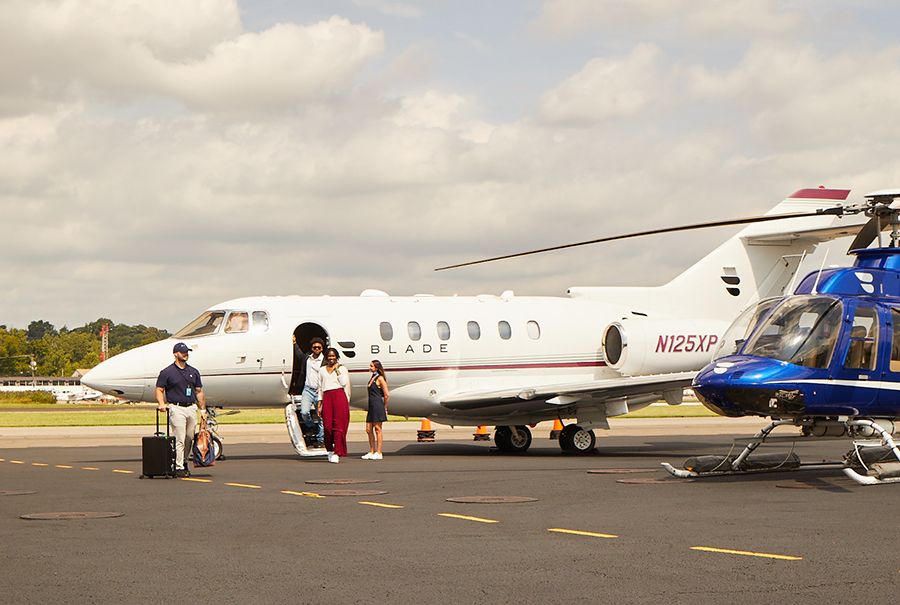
[[568, 188, 864, 323], [659, 187, 858, 319]]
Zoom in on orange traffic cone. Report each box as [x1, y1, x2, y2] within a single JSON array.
[[473, 425, 491, 441], [417, 418, 436, 442], [550, 419, 564, 440]]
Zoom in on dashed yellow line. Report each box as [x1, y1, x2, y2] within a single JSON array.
[[225, 482, 261, 489], [691, 546, 802, 561], [182, 477, 212, 483], [113, 469, 133, 474], [56, 465, 73, 469], [548, 528, 618, 538], [282, 490, 326, 498], [360, 501, 404, 509], [31, 463, 48, 467], [10, 460, 24, 464], [438, 513, 498, 524], [82, 467, 99, 471]]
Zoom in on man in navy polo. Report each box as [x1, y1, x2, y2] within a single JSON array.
[[156, 342, 207, 477]]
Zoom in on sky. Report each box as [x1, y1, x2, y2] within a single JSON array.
[[2, 0, 900, 332]]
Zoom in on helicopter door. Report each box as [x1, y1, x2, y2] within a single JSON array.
[[877, 307, 900, 414], [827, 304, 879, 409]]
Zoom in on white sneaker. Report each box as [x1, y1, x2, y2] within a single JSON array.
[[361, 452, 374, 460], [328, 453, 340, 464], [372, 452, 383, 460]]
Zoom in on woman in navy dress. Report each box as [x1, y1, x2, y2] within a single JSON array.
[[362, 360, 389, 460]]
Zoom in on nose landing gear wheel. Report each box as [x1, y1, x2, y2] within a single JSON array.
[[558, 424, 595, 454]]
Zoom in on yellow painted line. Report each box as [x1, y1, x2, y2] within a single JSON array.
[[691, 546, 802, 561], [182, 477, 212, 483], [0, 458, 5, 461], [225, 482, 261, 489], [113, 469, 134, 474], [32, 463, 49, 467], [56, 465, 73, 469], [10, 460, 24, 464], [282, 490, 326, 498], [82, 467, 99, 471], [438, 513, 498, 524], [359, 501, 404, 509], [548, 528, 618, 539]]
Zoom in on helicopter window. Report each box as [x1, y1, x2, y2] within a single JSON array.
[[379, 322, 393, 341], [714, 298, 779, 359], [251, 311, 269, 333], [437, 321, 450, 341], [408, 322, 422, 341], [224, 312, 249, 334], [467, 321, 481, 340], [498, 321, 512, 340], [843, 307, 878, 371], [526, 320, 541, 340], [174, 311, 225, 338], [891, 308, 900, 372], [743, 296, 842, 369]]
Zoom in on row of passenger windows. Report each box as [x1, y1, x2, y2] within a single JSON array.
[[379, 320, 540, 342]]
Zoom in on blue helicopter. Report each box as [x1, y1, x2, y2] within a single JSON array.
[[662, 189, 900, 485]]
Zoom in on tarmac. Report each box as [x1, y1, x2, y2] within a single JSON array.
[[2, 416, 897, 604]]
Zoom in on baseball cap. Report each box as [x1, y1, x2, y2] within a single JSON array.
[[173, 342, 192, 353]]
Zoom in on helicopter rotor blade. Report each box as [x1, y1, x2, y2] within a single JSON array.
[[846, 215, 881, 253], [435, 208, 844, 272]]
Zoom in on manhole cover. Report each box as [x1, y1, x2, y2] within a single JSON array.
[[311, 490, 387, 497], [0, 491, 36, 496], [587, 469, 654, 475], [615, 478, 692, 485], [446, 496, 538, 504], [305, 479, 381, 485], [20, 512, 123, 520]]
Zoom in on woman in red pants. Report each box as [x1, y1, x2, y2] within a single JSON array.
[[317, 347, 351, 463]]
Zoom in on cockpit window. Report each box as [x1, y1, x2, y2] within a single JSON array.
[[714, 297, 780, 360], [224, 312, 249, 334], [174, 311, 226, 338], [743, 296, 842, 369]]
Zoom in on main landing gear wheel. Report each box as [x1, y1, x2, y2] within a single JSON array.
[[494, 425, 532, 453], [558, 424, 595, 455]]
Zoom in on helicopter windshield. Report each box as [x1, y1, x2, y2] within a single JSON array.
[[742, 296, 843, 369], [714, 297, 780, 360]]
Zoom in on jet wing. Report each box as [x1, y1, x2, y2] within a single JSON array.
[[438, 372, 697, 411]]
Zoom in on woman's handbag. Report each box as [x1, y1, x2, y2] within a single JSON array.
[[192, 417, 216, 467]]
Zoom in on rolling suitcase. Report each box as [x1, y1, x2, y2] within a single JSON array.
[[141, 409, 176, 478]]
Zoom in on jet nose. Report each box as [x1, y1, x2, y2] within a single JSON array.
[[81, 347, 148, 402]]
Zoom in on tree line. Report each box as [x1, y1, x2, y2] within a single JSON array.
[[0, 319, 170, 377]]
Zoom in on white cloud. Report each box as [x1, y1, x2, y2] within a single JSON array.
[[537, 44, 663, 125], [536, 0, 803, 38]]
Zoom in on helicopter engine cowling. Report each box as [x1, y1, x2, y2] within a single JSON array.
[[603, 319, 723, 377]]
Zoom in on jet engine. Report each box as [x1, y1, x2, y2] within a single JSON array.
[[603, 319, 723, 376]]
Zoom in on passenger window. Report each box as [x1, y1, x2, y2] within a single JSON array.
[[251, 311, 269, 333], [844, 306, 878, 370], [408, 322, 422, 341], [498, 321, 512, 340], [467, 321, 481, 340], [224, 312, 249, 334], [380, 322, 393, 341], [526, 320, 541, 340], [437, 321, 450, 341], [892, 308, 900, 372]]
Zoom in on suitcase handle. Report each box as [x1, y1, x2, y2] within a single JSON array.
[[155, 408, 169, 437]]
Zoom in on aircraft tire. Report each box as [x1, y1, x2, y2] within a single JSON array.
[[559, 425, 595, 454], [503, 425, 532, 453], [211, 436, 224, 460], [494, 426, 511, 451]]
